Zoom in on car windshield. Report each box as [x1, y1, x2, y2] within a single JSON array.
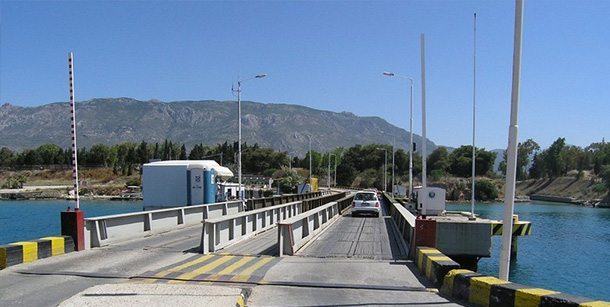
[[355, 193, 376, 201]]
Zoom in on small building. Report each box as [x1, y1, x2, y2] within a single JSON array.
[[414, 187, 446, 216], [142, 160, 234, 210]]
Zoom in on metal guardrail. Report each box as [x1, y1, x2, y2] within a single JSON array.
[[302, 192, 346, 212], [383, 192, 416, 258], [200, 201, 302, 254], [245, 191, 328, 210], [85, 200, 244, 248], [277, 194, 354, 256], [277, 201, 340, 256]]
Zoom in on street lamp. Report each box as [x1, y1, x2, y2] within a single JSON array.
[[376, 147, 387, 192], [383, 71, 414, 199], [333, 154, 337, 187], [328, 153, 336, 190], [392, 142, 395, 196], [233, 74, 266, 200], [308, 135, 312, 186]]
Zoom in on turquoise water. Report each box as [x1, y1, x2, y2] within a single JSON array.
[[0, 200, 142, 245], [447, 201, 610, 301]]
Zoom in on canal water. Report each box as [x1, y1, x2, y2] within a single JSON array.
[[0, 200, 142, 246], [0, 199, 608, 301], [446, 201, 610, 301]]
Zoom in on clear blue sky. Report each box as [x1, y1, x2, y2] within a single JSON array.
[[1, 0, 608, 150]]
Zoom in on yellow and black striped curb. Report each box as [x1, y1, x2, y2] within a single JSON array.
[[0, 236, 74, 269], [491, 221, 532, 236], [415, 246, 460, 288], [440, 269, 610, 307], [236, 288, 251, 307]]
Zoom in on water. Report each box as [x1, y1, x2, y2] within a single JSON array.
[[0, 199, 142, 245], [447, 201, 610, 301], [1, 199, 608, 301]]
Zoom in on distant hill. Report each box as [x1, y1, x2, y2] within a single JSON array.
[[0, 98, 437, 156]]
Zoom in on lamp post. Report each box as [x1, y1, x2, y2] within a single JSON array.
[[328, 153, 336, 189], [233, 74, 266, 200], [376, 147, 388, 192], [308, 135, 312, 185], [392, 143, 395, 196], [333, 154, 337, 187], [383, 71, 414, 199]]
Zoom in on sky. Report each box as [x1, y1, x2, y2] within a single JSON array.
[[0, 0, 608, 151]]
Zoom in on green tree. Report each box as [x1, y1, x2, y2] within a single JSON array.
[[447, 146, 496, 177], [0, 147, 14, 166], [529, 152, 545, 179], [189, 143, 206, 160], [427, 147, 450, 174], [560, 145, 584, 173], [36, 144, 63, 165], [474, 180, 498, 201], [137, 141, 149, 164], [499, 139, 540, 180], [544, 137, 566, 177], [179, 144, 188, 160], [88, 144, 111, 166]]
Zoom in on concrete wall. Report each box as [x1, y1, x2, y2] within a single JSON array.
[[435, 221, 491, 257]]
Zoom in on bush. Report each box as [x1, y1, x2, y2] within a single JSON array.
[[126, 178, 141, 187], [263, 168, 278, 177], [429, 169, 447, 181], [592, 184, 607, 194], [1, 174, 27, 189], [475, 180, 498, 201]]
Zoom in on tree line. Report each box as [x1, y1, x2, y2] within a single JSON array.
[[498, 138, 610, 190], [2, 137, 609, 193], [0, 141, 288, 177]]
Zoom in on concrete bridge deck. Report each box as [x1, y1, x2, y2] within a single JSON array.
[[0, 199, 466, 306]]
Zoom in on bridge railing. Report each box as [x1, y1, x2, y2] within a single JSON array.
[[382, 192, 416, 258], [277, 194, 354, 256], [245, 191, 329, 210], [85, 200, 244, 248], [200, 201, 302, 254], [301, 192, 346, 212]]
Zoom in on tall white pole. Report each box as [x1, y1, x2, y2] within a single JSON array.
[[333, 155, 337, 187], [409, 79, 414, 200], [499, 0, 524, 281], [420, 34, 427, 190], [238, 81, 243, 200], [234, 74, 265, 199], [309, 136, 312, 184], [384, 149, 387, 192], [68, 53, 80, 210], [471, 13, 478, 219], [392, 143, 395, 196], [328, 153, 331, 189]]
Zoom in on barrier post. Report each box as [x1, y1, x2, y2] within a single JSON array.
[[61, 209, 85, 251]]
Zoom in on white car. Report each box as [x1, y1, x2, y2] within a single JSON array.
[[351, 191, 381, 217]]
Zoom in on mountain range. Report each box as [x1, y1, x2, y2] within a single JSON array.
[[0, 98, 438, 156]]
